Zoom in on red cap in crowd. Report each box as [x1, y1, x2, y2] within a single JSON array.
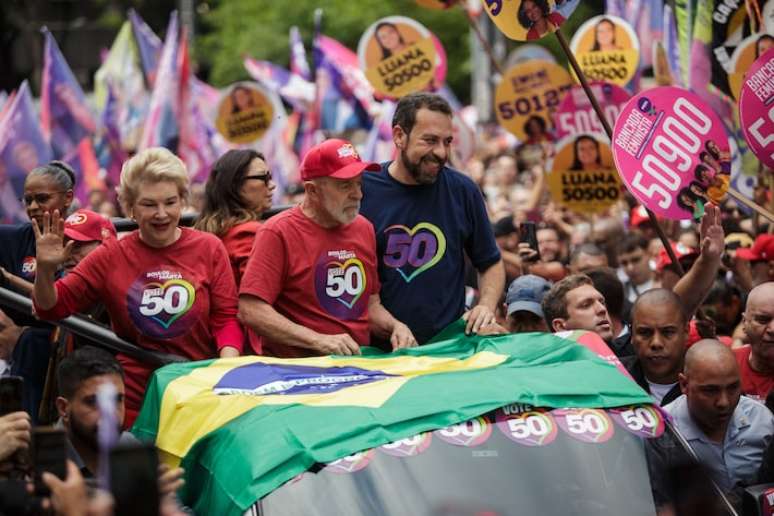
[[736, 234, 774, 262], [64, 209, 117, 242], [299, 139, 380, 181], [656, 241, 699, 272], [630, 205, 650, 228]]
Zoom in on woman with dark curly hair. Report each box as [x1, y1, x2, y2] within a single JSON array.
[[517, 0, 565, 41]]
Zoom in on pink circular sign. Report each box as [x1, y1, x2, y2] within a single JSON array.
[[609, 405, 666, 439], [612, 86, 731, 220], [324, 449, 376, 474], [495, 405, 558, 447], [379, 432, 432, 457], [434, 416, 493, 447], [553, 408, 615, 444], [554, 82, 631, 141], [739, 47, 774, 169]]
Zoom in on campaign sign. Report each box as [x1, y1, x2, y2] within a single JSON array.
[[547, 133, 621, 214], [324, 449, 376, 474], [553, 81, 631, 140], [434, 415, 493, 447], [727, 33, 774, 100], [569, 15, 640, 86], [358, 16, 441, 98], [215, 82, 274, 144], [495, 60, 574, 141], [481, 0, 580, 41], [495, 404, 558, 447], [553, 408, 615, 444], [379, 432, 432, 457], [612, 87, 731, 220], [739, 47, 774, 169], [609, 405, 665, 439]]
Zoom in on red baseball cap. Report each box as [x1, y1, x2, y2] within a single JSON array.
[[736, 234, 774, 262], [656, 241, 699, 272], [64, 209, 117, 243], [299, 139, 380, 181], [630, 205, 650, 228]]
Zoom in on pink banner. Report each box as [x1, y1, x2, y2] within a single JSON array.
[[739, 47, 774, 169], [553, 82, 630, 141], [612, 86, 730, 220]]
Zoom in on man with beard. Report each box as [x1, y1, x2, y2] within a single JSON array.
[[664, 339, 773, 493], [240, 139, 415, 357], [55, 346, 135, 477], [360, 93, 504, 344]]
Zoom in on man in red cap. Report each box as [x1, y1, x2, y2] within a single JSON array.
[[238, 139, 416, 357], [736, 234, 774, 287], [62, 209, 117, 273]]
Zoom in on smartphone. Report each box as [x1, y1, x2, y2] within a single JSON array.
[[518, 221, 541, 261], [32, 427, 67, 496], [109, 443, 160, 516], [0, 376, 24, 417]]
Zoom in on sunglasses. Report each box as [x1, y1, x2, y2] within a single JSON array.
[[243, 171, 273, 184], [20, 191, 65, 206]]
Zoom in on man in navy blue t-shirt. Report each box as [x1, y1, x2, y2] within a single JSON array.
[[360, 93, 504, 344]]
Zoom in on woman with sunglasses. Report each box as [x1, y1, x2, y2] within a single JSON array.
[[0, 161, 75, 419], [195, 150, 275, 287]]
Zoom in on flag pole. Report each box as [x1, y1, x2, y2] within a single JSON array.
[[554, 29, 686, 275]]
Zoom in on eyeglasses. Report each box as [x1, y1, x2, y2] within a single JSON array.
[[20, 191, 65, 206], [243, 171, 272, 184]]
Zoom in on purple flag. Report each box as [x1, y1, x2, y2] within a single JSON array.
[[243, 57, 315, 112], [0, 81, 53, 223], [40, 28, 96, 158], [139, 12, 179, 152], [289, 26, 312, 81], [129, 9, 163, 86]]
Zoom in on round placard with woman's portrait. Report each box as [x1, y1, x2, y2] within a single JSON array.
[[546, 133, 622, 214], [215, 82, 275, 144], [569, 15, 640, 86], [358, 16, 441, 98], [481, 0, 580, 41]]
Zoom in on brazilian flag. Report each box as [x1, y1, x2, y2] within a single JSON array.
[[132, 321, 651, 516]]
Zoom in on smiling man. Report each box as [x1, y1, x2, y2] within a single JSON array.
[[239, 139, 415, 357], [624, 289, 688, 406], [665, 339, 773, 493], [360, 93, 504, 344]]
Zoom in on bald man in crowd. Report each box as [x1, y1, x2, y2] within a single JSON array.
[[623, 289, 688, 406], [665, 339, 773, 494], [734, 282, 774, 399]]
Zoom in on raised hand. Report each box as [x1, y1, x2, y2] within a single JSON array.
[[699, 203, 724, 263], [32, 210, 73, 272]]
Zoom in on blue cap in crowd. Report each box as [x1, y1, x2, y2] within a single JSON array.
[[505, 275, 551, 318]]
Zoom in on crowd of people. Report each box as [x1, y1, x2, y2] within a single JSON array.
[[0, 91, 773, 514]]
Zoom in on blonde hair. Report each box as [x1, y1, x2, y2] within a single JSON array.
[[118, 148, 189, 215]]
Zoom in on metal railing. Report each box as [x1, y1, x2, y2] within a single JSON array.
[[0, 286, 187, 367]]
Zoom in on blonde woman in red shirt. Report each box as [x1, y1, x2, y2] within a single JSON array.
[[32, 147, 243, 426]]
